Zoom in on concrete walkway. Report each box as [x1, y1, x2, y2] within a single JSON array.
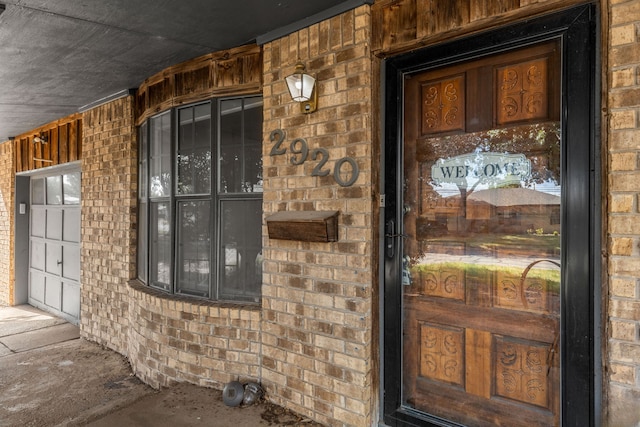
[[0, 305, 77, 356], [0, 305, 318, 427]]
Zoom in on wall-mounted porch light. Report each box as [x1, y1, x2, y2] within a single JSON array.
[[285, 61, 317, 114]]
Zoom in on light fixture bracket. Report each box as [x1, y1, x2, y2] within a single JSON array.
[[33, 133, 48, 144], [299, 85, 317, 114]]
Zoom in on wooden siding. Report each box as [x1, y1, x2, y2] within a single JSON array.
[[371, 0, 590, 56], [136, 44, 263, 125], [13, 114, 82, 173]]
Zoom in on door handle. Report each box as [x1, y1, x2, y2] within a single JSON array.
[[385, 220, 394, 258], [57, 260, 62, 265], [385, 220, 409, 258]]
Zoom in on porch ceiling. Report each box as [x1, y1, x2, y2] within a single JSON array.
[[0, 0, 367, 142]]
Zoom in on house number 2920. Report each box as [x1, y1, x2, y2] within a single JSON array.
[[269, 129, 359, 187]]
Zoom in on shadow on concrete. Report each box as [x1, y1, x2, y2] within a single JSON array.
[[0, 305, 322, 427]]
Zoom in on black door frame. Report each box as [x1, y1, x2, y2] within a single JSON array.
[[381, 4, 600, 426]]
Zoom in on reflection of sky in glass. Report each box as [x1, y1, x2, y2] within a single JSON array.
[[32, 178, 45, 204], [46, 176, 62, 205], [63, 172, 81, 204], [532, 179, 561, 196]]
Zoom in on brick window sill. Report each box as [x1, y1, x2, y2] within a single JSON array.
[[127, 279, 261, 311]]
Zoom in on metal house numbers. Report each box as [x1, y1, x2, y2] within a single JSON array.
[[269, 129, 360, 187]]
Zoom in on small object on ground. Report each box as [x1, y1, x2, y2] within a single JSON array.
[[242, 382, 263, 406], [222, 381, 245, 407]]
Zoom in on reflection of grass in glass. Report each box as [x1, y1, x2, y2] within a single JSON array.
[[426, 234, 560, 253], [411, 261, 561, 292]]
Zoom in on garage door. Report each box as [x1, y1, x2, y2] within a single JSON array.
[[29, 172, 81, 324]]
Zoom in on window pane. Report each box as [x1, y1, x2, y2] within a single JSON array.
[[219, 199, 262, 302], [150, 113, 172, 198], [46, 176, 62, 205], [139, 125, 148, 199], [179, 108, 194, 149], [32, 178, 45, 205], [150, 201, 171, 290], [63, 172, 80, 205], [176, 200, 210, 296], [138, 123, 149, 283], [138, 96, 262, 302], [137, 201, 148, 282], [219, 97, 263, 194], [194, 104, 211, 148], [178, 104, 211, 195], [177, 150, 211, 195], [219, 99, 243, 193], [244, 97, 264, 193]]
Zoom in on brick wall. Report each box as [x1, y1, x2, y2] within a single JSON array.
[[0, 142, 14, 306], [127, 282, 262, 389], [80, 97, 137, 352], [607, 0, 640, 425], [80, 96, 265, 394], [12, 2, 639, 426], [262, 6, 375, 426]]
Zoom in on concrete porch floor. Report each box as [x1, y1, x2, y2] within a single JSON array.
[[0, 305, 320, 427]]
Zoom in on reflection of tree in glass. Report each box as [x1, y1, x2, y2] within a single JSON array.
[[428, 123, 560, 190], [177, 201, 211, 295], [150, 172, 172, 198], [424, 122, 561, 233], [177, 150, 211, 195]]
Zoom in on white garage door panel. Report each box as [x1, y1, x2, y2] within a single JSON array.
[[63, 210, 80, 243], [45, 279, 62, 310], [62, 282, 80, 318], [31, 241, 45, 270], [29, 171, 81, 325], [30, 271, 45, 303], [45, 243, 62, 275], [31, 210, 45, 237], [62, 246, 80, 281], [46, 209, 62, 240]]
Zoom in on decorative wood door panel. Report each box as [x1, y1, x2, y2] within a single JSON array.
[[400, 40, 561, 426]]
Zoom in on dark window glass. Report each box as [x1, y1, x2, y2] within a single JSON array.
[[137, 96, 262, 303], [138, 201, 148, 282], [178, 104, 211, 195], [176, 200, 211, 296], [219, 199, 262, 302], [139, 125, 148, 200], [138, 125, 149, 283], [150, 113, 172, 198], [150, 201, 171, 290], [219, 97, 264, 193]]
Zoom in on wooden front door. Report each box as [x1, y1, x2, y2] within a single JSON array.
[[400, 40, 562, 426], [383, 7, 597, 427]]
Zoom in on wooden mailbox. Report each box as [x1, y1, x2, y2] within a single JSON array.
[[266, 211, 339, 242]]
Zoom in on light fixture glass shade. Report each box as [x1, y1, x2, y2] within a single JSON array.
[[285, 64, 315, 102]]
